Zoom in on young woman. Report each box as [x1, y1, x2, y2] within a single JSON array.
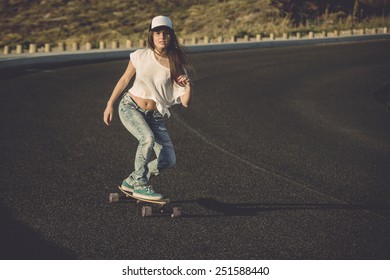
[[103, 16, 192, 201]]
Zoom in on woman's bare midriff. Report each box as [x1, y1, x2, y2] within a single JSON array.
[[130, 93, 157, 111]]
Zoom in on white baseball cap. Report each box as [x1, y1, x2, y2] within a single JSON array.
[[150, 15, 173, 31]]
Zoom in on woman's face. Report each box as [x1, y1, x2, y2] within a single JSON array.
[[153, 28, 171, 52]]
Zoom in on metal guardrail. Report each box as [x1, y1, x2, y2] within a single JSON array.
[[0, 28, 389, 70]]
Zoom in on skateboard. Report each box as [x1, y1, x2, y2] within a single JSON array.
[[109, 186, 182, 218]]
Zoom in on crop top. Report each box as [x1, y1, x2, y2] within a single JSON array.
[[127, 48, 187, 117]]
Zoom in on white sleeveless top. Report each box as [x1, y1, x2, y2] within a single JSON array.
[[127, 48, 186, 117]]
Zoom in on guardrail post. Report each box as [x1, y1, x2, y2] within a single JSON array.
[[217, 36, 224, 43], [29, 44, 37, 53], [308, 32, 314, 38], [58, 42, 65, 51], [139, 39, 146, 47], [16, 45, 23, 54], [3, 45, 10, 55], [270, 33, 275, 40], [192, 37, 198, 45], [44, 43, 51, 53], [256, 34, 262, 41], [203, 36, 210, 44], [86, 42, 92, 50], [283, 33, 288, 39], [111, 41, 118, 49], [99, 41, 105, 50], [71, 42, 79, 51], [126, 40, 133, 48], [296, 32, 301, 39]]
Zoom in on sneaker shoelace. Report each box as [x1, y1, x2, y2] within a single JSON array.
[[144, 185, 155, 194]]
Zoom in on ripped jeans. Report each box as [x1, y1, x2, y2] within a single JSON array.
[[118, 94, 176, 187]]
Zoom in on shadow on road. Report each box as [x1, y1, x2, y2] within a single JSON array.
[[111, 194, 390, 218], [0, 202, 77, 260], [192, 198, 390, 218]]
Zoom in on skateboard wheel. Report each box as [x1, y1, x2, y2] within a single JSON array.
[[142, 206, 153, 217], [109, 193, 119, 203], [171, 207, 182, 218]]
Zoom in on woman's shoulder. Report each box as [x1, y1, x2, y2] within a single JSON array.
[[132, 48, 151, 57], [130, 48, 151, 66]]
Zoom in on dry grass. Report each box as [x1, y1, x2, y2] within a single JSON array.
[[0, 0, 388, 47]]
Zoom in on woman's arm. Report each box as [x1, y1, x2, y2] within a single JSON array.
[[104, 60, 136, 126]]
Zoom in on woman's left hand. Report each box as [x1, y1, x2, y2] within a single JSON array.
[[177, 75, 191, 87]]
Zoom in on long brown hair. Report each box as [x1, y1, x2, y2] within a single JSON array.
[[147, 28, 191, 84]]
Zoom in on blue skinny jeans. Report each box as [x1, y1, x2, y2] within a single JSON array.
[[118, 93, 176, 187]]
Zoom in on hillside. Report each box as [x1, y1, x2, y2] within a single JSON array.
[[1, 0, 389, 47]]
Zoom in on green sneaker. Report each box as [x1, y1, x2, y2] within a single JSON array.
[[121, 180, 134, 193], [133, 185, 163, 201]]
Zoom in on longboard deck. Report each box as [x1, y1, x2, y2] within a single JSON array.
[[118, 186, 170, 205]]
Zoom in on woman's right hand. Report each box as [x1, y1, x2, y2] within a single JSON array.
[[104, 105, 114, 126]]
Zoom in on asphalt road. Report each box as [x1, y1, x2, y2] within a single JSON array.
[[1, 40, 390, 259]]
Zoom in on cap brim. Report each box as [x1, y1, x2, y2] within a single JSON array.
[[151, 25, 173, 31]]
